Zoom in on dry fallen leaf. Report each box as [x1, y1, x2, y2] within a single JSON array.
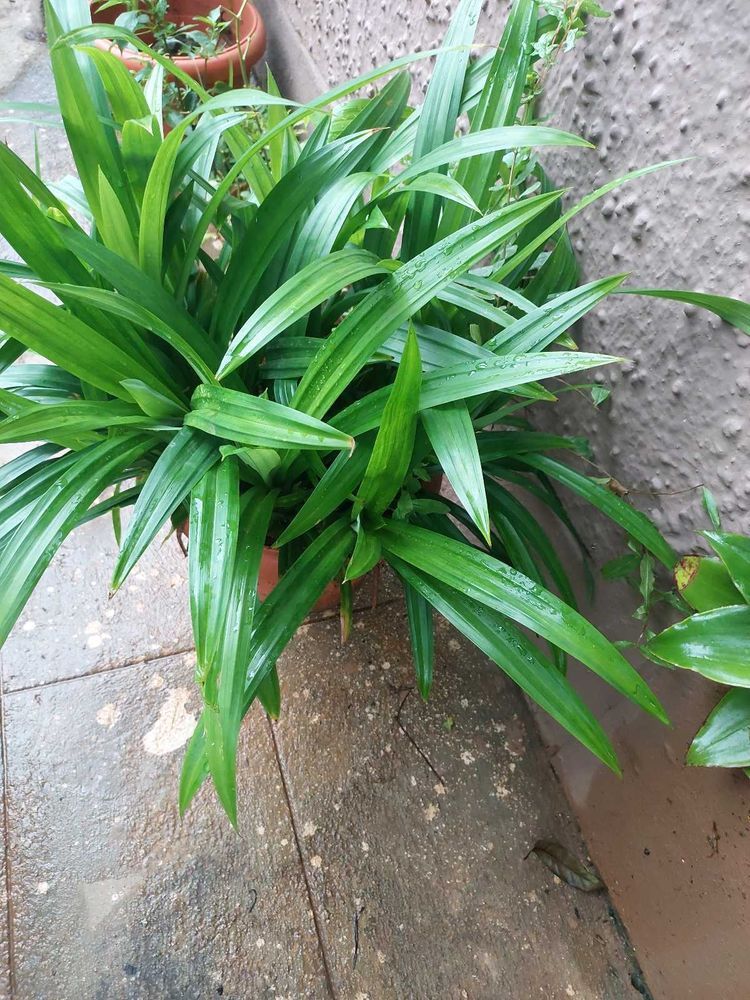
[[529, 839, 604, 892]]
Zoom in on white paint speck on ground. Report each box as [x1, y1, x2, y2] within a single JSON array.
[[143, 688, 197, 756], [301, 821, 317, 838], [35, 882, 49, 895], [22, 620, 36, 632], [96, 703, 121, 729], [310, 855, 322, 868], [423, 803, 438, 822]]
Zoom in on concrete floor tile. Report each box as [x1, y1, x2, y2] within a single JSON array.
[[0, 705, 10, 1000], [1, 511, 195, 692], [0, 483, 402, 692], [271, 604, 643, 1000], [2, 653, 329, 1000]]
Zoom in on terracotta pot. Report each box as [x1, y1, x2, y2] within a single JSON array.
[[177, 477, 443, 614], [90, 0, 266, 87], [178, 521, 345, 613]]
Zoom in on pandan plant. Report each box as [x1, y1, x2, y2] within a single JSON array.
[[644, 507, 750, 774], [0, 0, 748, 825]]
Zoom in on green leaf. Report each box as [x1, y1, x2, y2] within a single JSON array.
[[112, 426, 219, 589], [46, 281, 217, 388], [213, 131, 378, 344], [0, 443, 61, 495], [478, 430, 591, 460], [0, 143, 88, 284], [189, 458, 241, 685], [687, 690, 750, 768], [344, 522, 382, 582], [401, 0, 484, 259], [0, 273, 162, 401], [518, 454, 677, 570], [380, 520, 667, 722], [0, 434, 150, 645], [397, 125, 591, 189], [204, 490, 276, 824], [274, 439, 374, 548], [217, 249, 391, 379], [243, 520, 356, 704], [399, 172, 480, 214], [439, 0, 538, 234], [486, 275, 627, 354], [186, 385, 355, 453], [356, 326, 421, 516], [0, 400, 158, 445], [335, 351, 620, 437], [138, 123, 186, 282], [179, 716, 209, 817], [703, 531, 750, 604], [292, 189, 563, 421], [422, 401, 490, 544], [702, 487, 722, 530], [45, 0, 130, 230], [485, 479, 577, 609], [644, 606, 750, 685], [403, 578, 434, 699], [0, 450, 80, 547], [491, 161, 688, 286], [674, 555, 744, 613], [389, 554, 619, 771], [621, 288, 750, 336], [82, 44, 150, 124], [96, 168, 138, 264], [257, 666, 282, 720], [120, 380, 185, 420]]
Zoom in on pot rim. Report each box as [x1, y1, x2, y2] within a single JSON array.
[[90, 1, 263, 68]]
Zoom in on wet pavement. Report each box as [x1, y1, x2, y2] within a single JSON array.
[[0, 522, 643, 998]]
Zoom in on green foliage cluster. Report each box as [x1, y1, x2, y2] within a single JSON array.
[[0, 0, 748, 822]]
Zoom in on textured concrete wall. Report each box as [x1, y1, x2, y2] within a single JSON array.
[[541, 0, 750, 555]]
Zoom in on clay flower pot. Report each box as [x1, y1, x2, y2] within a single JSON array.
[[177, 476, 444, 614], [90, 0, 266, 87], [178, 521, 345, 613]]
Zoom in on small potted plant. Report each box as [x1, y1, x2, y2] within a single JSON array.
[[90, 0, 266, 86], [0, 0, 747, 826]]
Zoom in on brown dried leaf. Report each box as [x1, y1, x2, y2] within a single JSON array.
[[530, 839, 604, 892]]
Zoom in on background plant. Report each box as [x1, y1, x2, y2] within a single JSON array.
[[0, 0, 748, 824], [643, 501, 750, 775]]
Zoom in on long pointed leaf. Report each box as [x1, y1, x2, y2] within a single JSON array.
[[380, 519, 667, 722], [112, 426, 219, 589]]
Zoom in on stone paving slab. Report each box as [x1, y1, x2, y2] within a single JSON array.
[[0, 722, 8, 1000], [272, 606, 642, 1000], [0, 508, 195, 693], [1, 651, 328, 1000]]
